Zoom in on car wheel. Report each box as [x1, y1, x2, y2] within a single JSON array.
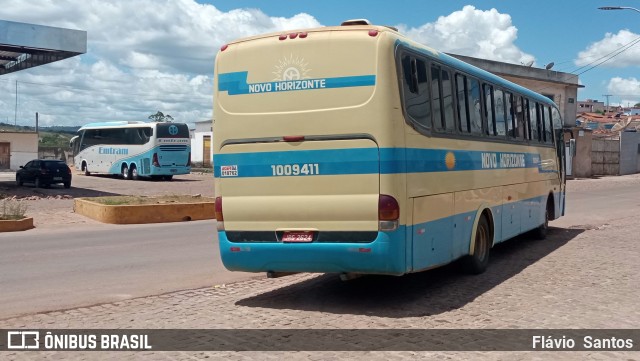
[[122, 165, 129, 179], [64, 181, 71, 189], [16, 175, 23, 186]]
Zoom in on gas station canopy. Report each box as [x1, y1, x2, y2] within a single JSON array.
[[0, 19, 87, 75]]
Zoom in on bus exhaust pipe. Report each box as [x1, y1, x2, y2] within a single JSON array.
[[340, 272, 362, 281], [266, 271, 298, 278]]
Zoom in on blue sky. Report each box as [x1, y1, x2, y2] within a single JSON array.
[[211, 0, 640, 105], [1, 0, 640, 126]]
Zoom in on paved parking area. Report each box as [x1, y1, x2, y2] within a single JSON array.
[[1, 216, 638, 359], [1, 174, 639, 360]]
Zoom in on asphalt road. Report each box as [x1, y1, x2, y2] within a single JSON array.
[[0, 220, 258, 319]]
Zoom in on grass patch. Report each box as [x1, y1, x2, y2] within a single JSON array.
[[90, 195, 213, 206], [0, 199, 28, 220]]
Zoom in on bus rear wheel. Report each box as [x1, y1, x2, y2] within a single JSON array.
[[463, 215, 491, 275], [533, 198, 553, 240], [130, 165, 138, 180], [121, 165, 130, 180], [82, 162, 90, 176]]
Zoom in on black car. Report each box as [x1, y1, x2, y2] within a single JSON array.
[[16, 160, 72, 188]]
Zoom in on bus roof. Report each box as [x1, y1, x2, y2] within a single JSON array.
[[79, 121, 147, 130], [77, 121, 188, 131]]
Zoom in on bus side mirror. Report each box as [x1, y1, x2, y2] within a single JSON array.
[[569, 138, 576, 157]]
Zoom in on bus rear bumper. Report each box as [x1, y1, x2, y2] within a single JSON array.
[[218, 229, 407, 276]]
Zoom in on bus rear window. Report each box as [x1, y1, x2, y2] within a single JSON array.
[[157, 123, 189, 138]]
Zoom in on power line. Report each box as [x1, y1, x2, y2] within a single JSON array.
[[532, 35, 640, 94]]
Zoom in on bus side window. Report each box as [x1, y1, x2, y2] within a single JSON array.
[[431, 63, 443, 130], [468, 78, 483, 135], [544, 106, 553, 144], [494, 89, 507, 137], [455, 74, 470, 133], [483, 83, 496, 136], [441, 68, 455, 132], [505, 92, 515, 138], [514, 96, 526, 140], [529, 102, 540, 142], [523, 98, 532, 141], [401, 55, 431, 129]]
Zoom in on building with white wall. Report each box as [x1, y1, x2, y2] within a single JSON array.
[[0, 131, 38, 170], [191, 120, 213, 167]]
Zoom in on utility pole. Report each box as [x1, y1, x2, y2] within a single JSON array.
[[14, 80, 18, 126], [603, 94, 612, 114]]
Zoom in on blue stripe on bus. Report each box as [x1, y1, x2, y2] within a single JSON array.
[[218, 71, 376, 95], [219, 226, 408, 275], [213, 148, 555, 177], [217, 193, 562, 275]]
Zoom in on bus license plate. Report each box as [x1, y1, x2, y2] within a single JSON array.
[[282, 231, 314, 243], [170, 169, 177, 173]]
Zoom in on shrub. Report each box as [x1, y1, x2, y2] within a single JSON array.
[[0, 199, 28, 220]]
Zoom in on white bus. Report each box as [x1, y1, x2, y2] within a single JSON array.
[[70, 121, 191, 180], [213, 20, 565, 277]]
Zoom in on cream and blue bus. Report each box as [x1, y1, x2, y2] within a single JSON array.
[[71, 121, 191, 180], [213, 20, 565, 278]]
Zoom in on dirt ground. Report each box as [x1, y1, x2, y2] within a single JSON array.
[[0, 170, 214, 229]]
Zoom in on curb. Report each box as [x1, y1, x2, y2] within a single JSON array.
[[73, 198, 214, 224]]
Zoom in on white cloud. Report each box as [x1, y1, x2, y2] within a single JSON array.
[[576, 30, 640, 68], [398, 5, 535, 65], [0, 0, 321, 126], [0, 2, 537, 127], [607, 77, 640, 105]]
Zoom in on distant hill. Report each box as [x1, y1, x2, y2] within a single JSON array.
[[0, 122, 78, 148], [0, 122, 80, 135]]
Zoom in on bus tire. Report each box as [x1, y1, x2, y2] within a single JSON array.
[[533, 198, 553, 240], [463, 215, 491, 275], [121, 164, 129, 180], [82, 162, 90, 176], [163, 175, 173, 181], [130, 165, 138, 180]]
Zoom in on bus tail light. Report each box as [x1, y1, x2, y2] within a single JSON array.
[[378, 195, 399, 231], [152, 153, 160, 167], [215, 196, 224, 231]]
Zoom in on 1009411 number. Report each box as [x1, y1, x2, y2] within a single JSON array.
[[270, 163, 320, 176]]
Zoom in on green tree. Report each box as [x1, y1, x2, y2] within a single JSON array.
[[148, 111, 174, 122], [634, 103, 640, 108]]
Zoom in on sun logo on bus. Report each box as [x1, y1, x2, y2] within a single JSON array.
[[445, 151, 456, 170], [273, 54, 311, 81]]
